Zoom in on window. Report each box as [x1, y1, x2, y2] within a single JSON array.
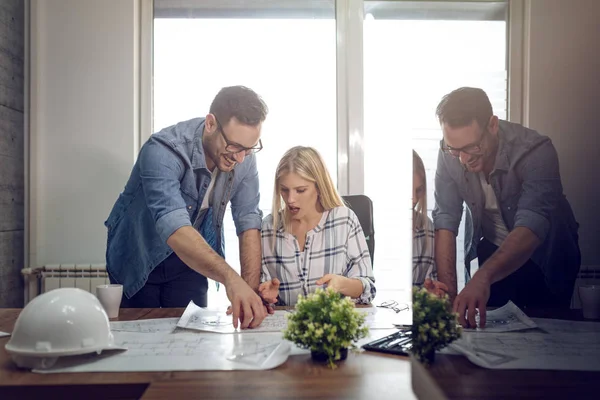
[[153, 1, 337, 306], [363, 1, 508, 292], [151, 0, 510, 307]]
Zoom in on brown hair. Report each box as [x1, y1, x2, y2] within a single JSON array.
[[435, 87, 493, 130], [209, 85, 268, 126], [413, 150, 428, 231]]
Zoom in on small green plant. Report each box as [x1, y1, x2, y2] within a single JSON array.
[[411, 286, 462, 365], [283, 287, 369, 369]]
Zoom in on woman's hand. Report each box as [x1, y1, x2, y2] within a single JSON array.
[[316, 274, 364, 298], [258, 278, 280, 305], [423, 278, 449, 298]]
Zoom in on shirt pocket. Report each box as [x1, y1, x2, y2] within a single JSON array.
[[180, 189, 199, 220]]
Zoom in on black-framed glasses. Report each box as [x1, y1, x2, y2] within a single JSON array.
[[214, 116, 263, 155], [377, 300, 409, 313], [440, 128, 488, 157]]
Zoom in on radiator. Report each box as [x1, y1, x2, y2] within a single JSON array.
[[571, 265, 600, 309], [22, 264, 109, 305]]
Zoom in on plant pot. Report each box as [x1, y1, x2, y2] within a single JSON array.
[[417, 349, 436, 365], [311, 348, 348, 363]]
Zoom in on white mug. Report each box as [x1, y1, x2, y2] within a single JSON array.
[[579, 285, 600, 320], [96, 284, 123, 319]]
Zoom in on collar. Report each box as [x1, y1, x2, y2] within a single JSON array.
[[491, 123, 510, 174], [190, 119, 208, 171]]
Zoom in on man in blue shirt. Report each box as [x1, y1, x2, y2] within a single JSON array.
[[105, 86, 268, 329], [432, 87, 580, 329]]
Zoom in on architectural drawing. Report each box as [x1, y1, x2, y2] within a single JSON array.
[[110, 318, 180, 333], [450, 320, 600, 371], [464, 301, 538, 332], [177, 301, 291, 333], [34, 331, 291, 373]]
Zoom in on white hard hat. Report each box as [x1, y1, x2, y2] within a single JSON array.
[[5, 287, 124, 369]]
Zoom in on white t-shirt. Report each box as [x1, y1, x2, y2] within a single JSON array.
[[479, 173, 510, 247], [200, 170, 218, 212]]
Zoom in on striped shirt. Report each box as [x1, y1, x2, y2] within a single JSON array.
[[261, 206, 376, 306], [413, 214, 437, 285]]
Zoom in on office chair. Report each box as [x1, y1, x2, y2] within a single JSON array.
[[342, 194, 375, 266]]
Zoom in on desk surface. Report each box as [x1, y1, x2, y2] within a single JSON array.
[[0, 308, 413, 400], [412, 308, 600, 400]]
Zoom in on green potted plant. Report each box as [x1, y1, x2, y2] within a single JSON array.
[[283, 288, 369, 369], [411, 286, 462, 365]]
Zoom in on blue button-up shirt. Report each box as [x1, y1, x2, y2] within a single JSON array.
[[433, 120, 580, 295], [104, 117, 263, 298]]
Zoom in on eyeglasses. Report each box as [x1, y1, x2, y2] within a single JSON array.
[[440, 128, 488, 157], [377, 300, 409, 313], [214, 116, 263, 155]]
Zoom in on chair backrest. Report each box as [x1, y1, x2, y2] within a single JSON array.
[[342, 194, 375, 266]]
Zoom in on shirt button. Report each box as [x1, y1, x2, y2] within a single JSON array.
[[507, 206, 511, 210], [188, 205, 192, 209]]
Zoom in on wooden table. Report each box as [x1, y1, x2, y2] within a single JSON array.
[[411, 308, 600, 400], [0, 308, 413, 400]]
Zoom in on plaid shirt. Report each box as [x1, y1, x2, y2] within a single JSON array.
[[261, 206, 376, 306], [413, 215, 436, 285]]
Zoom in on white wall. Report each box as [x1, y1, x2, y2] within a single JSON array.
[[526, 0, 600, 266], [29, 0, 140, 266]]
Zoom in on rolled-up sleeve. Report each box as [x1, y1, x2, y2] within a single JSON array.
[[432, 147, 464, 236], [345, 211, 376, 304], [138, 139, 191, 243], [513, 140, 562, 242], [231, 154, 263, 235]]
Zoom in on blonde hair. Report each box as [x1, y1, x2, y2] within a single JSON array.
[[413, 150, 428, 231], [271, 146, 344, 238]]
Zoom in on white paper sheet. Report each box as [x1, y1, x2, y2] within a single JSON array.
[[358, 306, 411, 329], [463, 301, 538, 333], [177, 301, 291, 333], [110, 318, 179, 333], [0, 331, 10, 338], [177, 301, 409, 334], [448, 317, 600, 371], [532, 317, 600, 334], [33, 331, 291, 373]]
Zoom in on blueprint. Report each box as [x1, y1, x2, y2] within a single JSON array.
[[464, 301, 538, 333], [177, 301, 408, 333], [448, 317, 600, 370], [357, 306, 411, 329], [33, 330, 290, 373], [110, 318, 179, 333], [177, 301, 291, 333]]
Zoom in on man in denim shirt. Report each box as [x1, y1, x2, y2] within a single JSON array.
[[432, 87, 580, 329], [105, 86, 268, 329]]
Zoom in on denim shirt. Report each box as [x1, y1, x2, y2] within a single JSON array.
[[432, 120, 580, 295], [104, 117, 263, 298]]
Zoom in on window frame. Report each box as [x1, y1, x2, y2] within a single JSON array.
[[142, 0, 522, 193]]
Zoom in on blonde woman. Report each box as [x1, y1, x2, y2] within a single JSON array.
[[413, 150, 448, 297], [258, 146, 376, 306]]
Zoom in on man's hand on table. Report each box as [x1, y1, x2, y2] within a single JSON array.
[[225, 278, 280, 323], [224, 275, 267, 329], [452, 272, 491, 328]]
